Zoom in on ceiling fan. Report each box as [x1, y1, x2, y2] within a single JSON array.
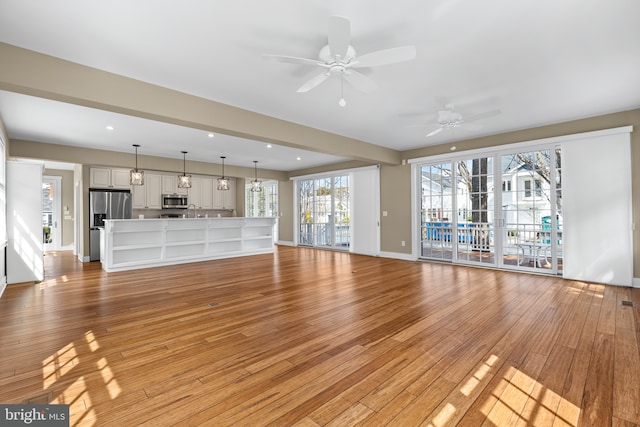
[[419, 104, 501, 137], [263, 16, 416, 105]]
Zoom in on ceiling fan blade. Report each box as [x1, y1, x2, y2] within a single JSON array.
[[328, 16, 350, 59], [426, 127, 444, 137], [351, 45, 416, 68], [343, 69, 377, 93], [262, 54, 324, 67], [464, 109, 501, 123], [296, 72, 331, 93]]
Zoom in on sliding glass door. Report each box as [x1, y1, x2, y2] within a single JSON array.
[[418, 147, 562, 274], [499, 149, 562, 274], [455, 156, 496, 266], [420, 162, 454, 260]]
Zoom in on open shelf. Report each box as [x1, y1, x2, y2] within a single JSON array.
[[102, 217, 276, 272]]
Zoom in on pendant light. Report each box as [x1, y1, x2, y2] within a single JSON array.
[[217, 156, 229, 190], [177, 151, 192, 188], [130, 144, 144, 185], [250, 160, 262, 192]]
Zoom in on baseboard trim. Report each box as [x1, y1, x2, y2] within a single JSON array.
[[0, 278, 6, 299], [633, 277, 640, 288], [275, 242, 416, 262], [79, 255, 90, 263], [379, 251, 417, 261]]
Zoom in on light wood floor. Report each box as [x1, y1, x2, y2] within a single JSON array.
[[1, 247, 638, 426]]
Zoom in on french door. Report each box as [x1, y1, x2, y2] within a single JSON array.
[[419, 147, 562, 274], [298, 175, 351, 249]]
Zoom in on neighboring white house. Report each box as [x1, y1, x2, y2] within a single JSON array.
[[421, 161, 560, 242]]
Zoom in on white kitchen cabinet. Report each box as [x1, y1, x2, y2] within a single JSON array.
[[188, 176, 201, 208], [188, 176, 214, 209], [213, 177, 235, 210], [161, 174, 188, 195], [132, 173, 162, 209], [90, 167, 131, 189], [132, 184, 146, 209], [200, 177, 214, 209]]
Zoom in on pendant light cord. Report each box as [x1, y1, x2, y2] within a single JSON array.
[[133, 144, 140, 171]]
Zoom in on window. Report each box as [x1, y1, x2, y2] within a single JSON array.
[[524, 179, 531, 197], [524, 179, 542, 198], [245, 180, 278, 217]]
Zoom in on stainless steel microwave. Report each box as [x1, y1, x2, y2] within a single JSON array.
[[162, 194, 188, 209]]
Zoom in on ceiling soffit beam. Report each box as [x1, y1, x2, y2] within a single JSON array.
[[0, 42, 401, 166]]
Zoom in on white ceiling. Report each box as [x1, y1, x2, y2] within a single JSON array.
[[0, 0, 639, 172]]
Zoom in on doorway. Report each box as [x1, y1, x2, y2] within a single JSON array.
[[298, 175, 351, 249], [42, 176, 62, 251]]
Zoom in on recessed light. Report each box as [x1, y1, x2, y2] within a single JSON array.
[[106, 125, 114, 131], [207, 133, 215, 138], [450, 146, 457, 151], [296, 157, 301, 161], [267, 144, 272, 148]]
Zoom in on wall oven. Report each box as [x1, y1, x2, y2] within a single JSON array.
[[162, 194, 188, 209]]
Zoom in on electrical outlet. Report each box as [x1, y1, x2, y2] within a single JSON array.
[[401, 240, 405, 247]]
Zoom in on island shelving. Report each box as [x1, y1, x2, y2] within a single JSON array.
[[100, 217, 276, 272]]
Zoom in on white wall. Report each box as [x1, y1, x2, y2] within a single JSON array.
[[7, 162, 44, 283], [562, 129, 633, 286]]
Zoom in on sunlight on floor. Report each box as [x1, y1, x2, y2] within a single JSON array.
[[426, 354, 500, 426], [39, 274, 68, 289], [484, 365, 580, 426], [97, 357, 121, 400], [461, 354, 499, 396], [428, 402, 457, 427], [39, 330, 121, 426], [423, 353, 580, 426], [85, 330, 100, 352], [42, 342, 78, 388]]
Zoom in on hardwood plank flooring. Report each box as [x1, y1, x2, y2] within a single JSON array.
[[0, 247, 639, 426]]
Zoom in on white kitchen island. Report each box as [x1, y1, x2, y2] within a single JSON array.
[[101, 217, 276, 272]]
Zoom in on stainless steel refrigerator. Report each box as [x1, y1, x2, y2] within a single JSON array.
[[89, 189, 132, 261]]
